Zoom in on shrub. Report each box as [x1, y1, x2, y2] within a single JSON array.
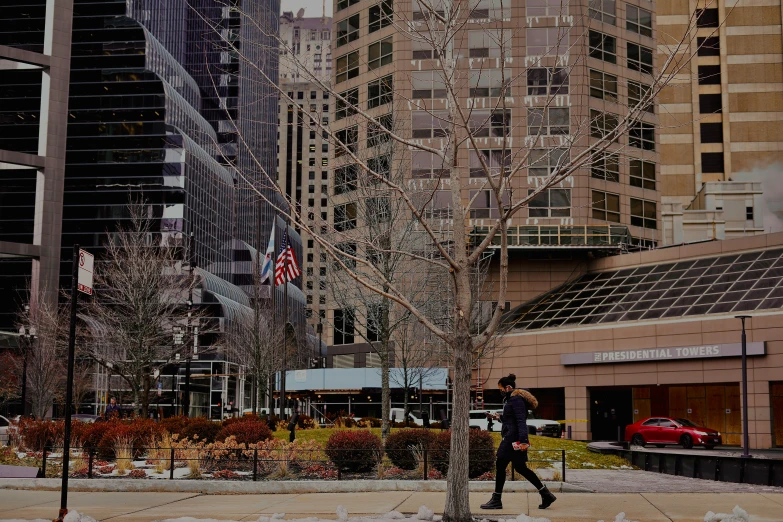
[[356, 417, 382, 428], [95, 419, 164, 459], [180, 417, 221, 443], [325, 429, 382, 472], [384, 429, 437, 470], [296, 414, 316, 429], [81, 421, 114, 451], [159, 415, 189, 437], [430, 429, 495, 478], [17, 418, 60, 451], [215, 418, 272, 445]]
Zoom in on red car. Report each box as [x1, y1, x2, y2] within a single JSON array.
[[625, 417, 722, 449]]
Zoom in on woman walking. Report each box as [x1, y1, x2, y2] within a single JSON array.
[[480, 374, 557, 510]]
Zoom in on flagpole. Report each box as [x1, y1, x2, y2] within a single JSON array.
[[271, 219, 277, 418], [281, 221, 289, 421]]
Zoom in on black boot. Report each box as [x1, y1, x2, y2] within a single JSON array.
[[538, 486, 557, 509], [480, 493, 503, 510]]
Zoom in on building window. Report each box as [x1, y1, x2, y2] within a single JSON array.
[[591, 152, 620, 182], [528, 107, 570, 135], [697, 37, 720, 57], [590, 110, 619, 139], [412, 33, 442, 59], [631, 198, 657, 228], [414, 110, 450, 138], [468, 109, 510, 137], [336, 51, 359, 83], [630, 159, 656, 189], [469, 189, 510, 219], [469, 149, 512, 177], [626, 5, 652, 37], [526, 0, 568, 17], [696, 8, 720, 28], [628, 81, 653, 112], [368, 37, 393, 70], [628, 43, 653, 74], [592, 191, 621, 223], [336, 88, 359, 120], [333, 309, 355, 345], [470, 0, 511, 20], [336, 0, 359, 12], [412, 70, 448, 99], [700, 122, 723, 143], [469, 69, 510, 97], [702, 152, 725, 173], [412, 150, 447, 178], [528, 148, 568, 177], [629, 120, 655, 150], [369, 0, 393, 32], [527, 68, 569, 95], [367, 113, 392, 147], [368, 75, 393, 108], [698, 65, 721, 85], [366, 197, 391, 224], [589, 69, 617, 100], [469, 29, 512, 58], [334, 203, 357, 231], [336, 14, 360, 47], [526, 27, 569, 56], [335, 125, 358, 157], [588, 0, 616, 25], [746, 207, 754, 220], [335, 164, 359, 195], [413, 0, 446, 21], [336, 243, 357, 268], [699, 94, 722, 114], [322, 143, 329, 153], [589, 31, 616, 64], [528, 188, 571, 217]]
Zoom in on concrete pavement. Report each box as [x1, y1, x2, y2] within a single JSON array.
[[1, 491, 782, 522]]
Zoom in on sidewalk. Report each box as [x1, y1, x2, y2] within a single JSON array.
[[0, 491, 782, 522]]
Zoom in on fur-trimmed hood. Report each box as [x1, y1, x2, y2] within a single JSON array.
[[511, 388, 538, 409]]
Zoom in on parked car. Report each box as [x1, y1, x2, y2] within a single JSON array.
[[469, 409, 562, 438], [0, 415, 11, 446], [389, 408, 425, 426], [625, 417, 722, 449]]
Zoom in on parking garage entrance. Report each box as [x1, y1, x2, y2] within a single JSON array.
[[589, 388, 633, 441]]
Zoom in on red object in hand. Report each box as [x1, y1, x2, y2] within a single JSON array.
[[512, 442, 530, 451]]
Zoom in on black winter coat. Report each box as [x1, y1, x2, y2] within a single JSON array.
[[497, 389, 538, 460]]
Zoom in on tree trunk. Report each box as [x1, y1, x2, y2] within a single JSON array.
[[381, 343, 391, 440], [443, 330, 473, 522]]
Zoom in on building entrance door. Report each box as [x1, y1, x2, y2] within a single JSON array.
[[773, 382, 783, 447], [590, 388, 633, 441]]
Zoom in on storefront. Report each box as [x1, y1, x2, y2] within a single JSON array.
[[494, 233, 783, 448]]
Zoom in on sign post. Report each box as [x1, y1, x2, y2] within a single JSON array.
[[58, 246, 92, 521]]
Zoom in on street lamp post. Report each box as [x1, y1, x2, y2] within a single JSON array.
[[735, 315, 752, 459], [17, 305, 36, 417]]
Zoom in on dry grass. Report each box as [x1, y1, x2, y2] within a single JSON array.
[[149, 432, 174, 474], [113, 437, 134, 475]]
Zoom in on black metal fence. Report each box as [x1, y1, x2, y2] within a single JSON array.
[[33, 446, 567, 482]]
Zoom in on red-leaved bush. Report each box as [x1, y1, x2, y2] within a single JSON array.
[[215, 418, 272, 445], [430, 429, 495, 478], [384, 429, 438, 470], [180, 417, 221, 443], [325, 429, 382, 472]]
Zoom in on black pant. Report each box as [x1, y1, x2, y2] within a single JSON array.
[[289, 429, 295, 442], [495, 453, 544, 493]]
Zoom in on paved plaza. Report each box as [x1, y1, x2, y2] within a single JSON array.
[[0, 490, 782, 522]]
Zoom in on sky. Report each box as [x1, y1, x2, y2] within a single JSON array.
[[282, 0, 333, 17]]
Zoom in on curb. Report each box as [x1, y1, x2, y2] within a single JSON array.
[[0, 479, 592, 494]]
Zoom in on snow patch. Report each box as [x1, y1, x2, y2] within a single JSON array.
[[513, 515, 551, 522], [63, 511, 98, 522], [597, 514, 638, 522], [337, 506, 349, 522], [704, 506, 750, 522], [415, 507, 434, 521], [382, 513, 405, 520]]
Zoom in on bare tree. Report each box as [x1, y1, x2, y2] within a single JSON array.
[[15, 294, 67, 419], [221, 262, 284, 415], [81, 204, 201, 418], [0, 352, 21, 414], [197, 1, 720, 519]]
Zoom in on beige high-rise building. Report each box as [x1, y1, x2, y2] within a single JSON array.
[[278, 10, 333, 332], [658, 0, 783, 243], [326, 0, 664, 350]]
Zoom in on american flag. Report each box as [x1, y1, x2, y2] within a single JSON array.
[[275, 229, 301, 286]]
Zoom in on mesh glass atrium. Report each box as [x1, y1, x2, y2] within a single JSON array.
[[506, 249, 783, 331]]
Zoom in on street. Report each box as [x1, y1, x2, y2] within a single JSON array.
[[0, 490, 782, 522]]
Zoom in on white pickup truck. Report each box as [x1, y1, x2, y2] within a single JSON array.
[[389, 408, 425, 426], [469, 409, 561, 438]]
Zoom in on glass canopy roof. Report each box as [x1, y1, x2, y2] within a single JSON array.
[[506, 248, 783, 331]]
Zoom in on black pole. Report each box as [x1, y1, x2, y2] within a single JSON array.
[[58, 245, 79, 521], [736, 315, 752, 459], [419, 374, 423, 418], [184, 358, 191, 417], [21, 353, 28, 416], [184, 232, 195, 417], [280, 226, 288, 421]]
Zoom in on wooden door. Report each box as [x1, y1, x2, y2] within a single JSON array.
[[725, 385, 742, 445], [632, 387, 651, 423], [687, 386, 707, 427], [669, 386, 687, 419], [706, 385, 727, 434]]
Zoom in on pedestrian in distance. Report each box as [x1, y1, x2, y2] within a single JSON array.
[[480, 373, 557, 511], [104, 397, 120, 420], [288, 409, 299, 443]]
